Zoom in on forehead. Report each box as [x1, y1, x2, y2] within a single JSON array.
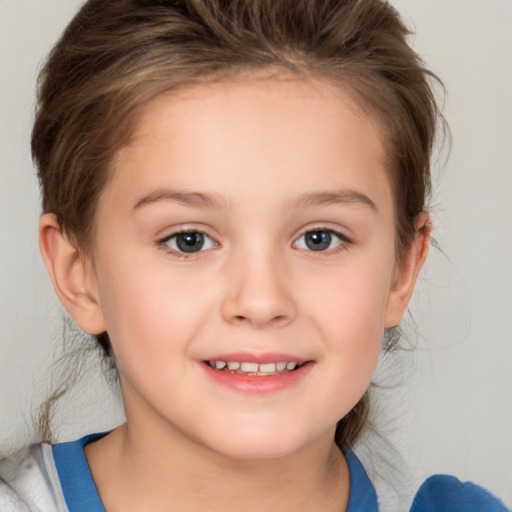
[[107, 75, 392, 213], [127, 74, 383, 151]]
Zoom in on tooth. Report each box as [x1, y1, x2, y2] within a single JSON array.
[[286, 362, 297, 370], [215, 361, 227, 369], [227, 361, 240, 370], [276, 362, 287, 371], [241, 362, 259, 372], [259, 362, 276, 373]]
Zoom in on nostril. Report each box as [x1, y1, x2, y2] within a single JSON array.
[[271, 315, 290, 326], [232, 314, 289, 327]]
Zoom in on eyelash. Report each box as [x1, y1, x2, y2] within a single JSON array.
[[157, 227, 351, 258], [157, 229, 217, 259], [293, 228, 351, 255]]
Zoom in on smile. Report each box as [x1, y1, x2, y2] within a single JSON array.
[[206, 360, 301, 376], [201, 357, 314, 393]]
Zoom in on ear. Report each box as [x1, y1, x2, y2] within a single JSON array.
[[384, 214, 431, 328], [39, 213, 106, 335]]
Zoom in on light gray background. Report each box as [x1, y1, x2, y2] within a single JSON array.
[[1, 0, 511, 507]]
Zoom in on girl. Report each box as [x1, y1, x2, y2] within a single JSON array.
[[0, 0, 508, 511]]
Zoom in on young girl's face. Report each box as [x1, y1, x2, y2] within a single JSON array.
[[78, 76, 419, 459]]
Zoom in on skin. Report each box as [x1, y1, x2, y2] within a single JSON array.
[[39, 75, 429, 511]]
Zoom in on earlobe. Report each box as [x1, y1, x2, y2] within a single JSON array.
[[384, 214, 431, 328], [39, 213, 106, 335]]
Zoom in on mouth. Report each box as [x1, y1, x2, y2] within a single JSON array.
[[201, 356, 314, 393], [204, 360, 306, 376]]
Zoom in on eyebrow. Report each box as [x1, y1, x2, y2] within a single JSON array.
[[133, 188, 377, 213], [290, 190, 378, 212], [133, 189, 228, 210]]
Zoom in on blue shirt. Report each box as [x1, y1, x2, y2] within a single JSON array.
[[52, 435, 508, 512]]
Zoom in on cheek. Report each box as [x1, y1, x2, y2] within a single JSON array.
[[306, 253, 394, 332], [302, 254, 394, 378], [94, 263, 214, 416], [94, 251, 210, 362]]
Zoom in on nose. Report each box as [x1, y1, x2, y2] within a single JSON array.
[[221, 250, 297, 329]]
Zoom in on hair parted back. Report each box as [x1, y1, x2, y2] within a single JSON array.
[[32, 0, 445, 447]]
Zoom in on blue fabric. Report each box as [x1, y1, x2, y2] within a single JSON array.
[[52, 436, 379, 512], [52, 433, 107, 512], [410, 474, 509, 512], [52, 435, 508, 512], [345, 449, 379, 511]]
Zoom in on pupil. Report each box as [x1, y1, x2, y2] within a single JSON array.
[[176, 232, 204, 253], [305, 230, 331, 251]]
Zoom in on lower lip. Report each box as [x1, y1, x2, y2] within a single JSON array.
[[201, 362, 314, 394]]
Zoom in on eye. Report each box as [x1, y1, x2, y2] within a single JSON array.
[[294, 229, 347, 252], [162, 231, 216, 254]]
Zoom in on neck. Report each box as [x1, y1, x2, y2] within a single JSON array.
[[86, 421, 350, 512]]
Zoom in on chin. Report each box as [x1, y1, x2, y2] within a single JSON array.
[[196, 423, 329, 461]]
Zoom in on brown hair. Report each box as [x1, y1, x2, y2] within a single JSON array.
[[33, 0, 445, 447]]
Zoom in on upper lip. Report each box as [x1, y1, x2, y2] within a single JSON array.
[[201, 352, 311, 364]]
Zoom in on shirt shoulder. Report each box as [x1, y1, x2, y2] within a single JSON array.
[[0, 443, 68, 512], [410, 474, 510, 512]]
